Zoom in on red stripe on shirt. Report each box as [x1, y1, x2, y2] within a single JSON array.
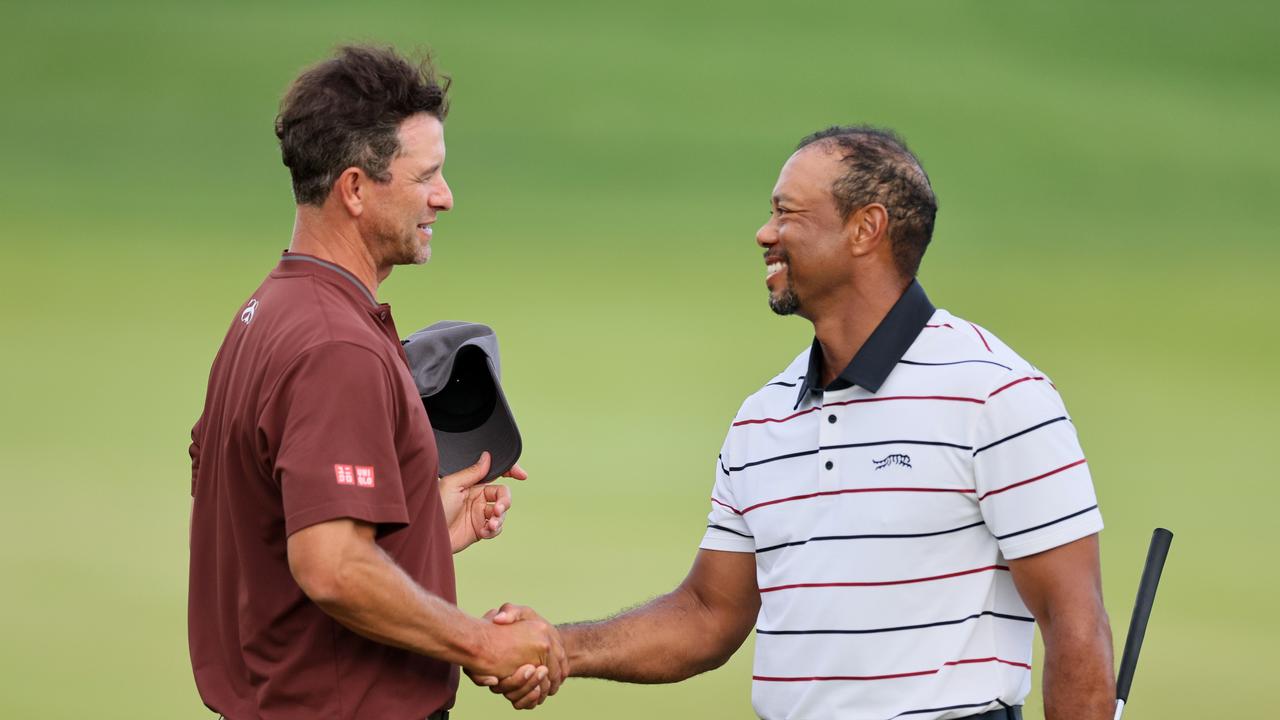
[[978, 458, 1088, 501], [733, 395, 984, 427], [988, 375, 1046, 398], [752, 656, 1031, 682], [710, 497, 742, 515], [925, 323, 954, 329], [969, 322, 993, 353], [741, 485, 975, 515], [759, 565, 1009, 593]]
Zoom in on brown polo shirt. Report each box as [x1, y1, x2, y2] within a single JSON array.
[[188, 252, 457, 720]]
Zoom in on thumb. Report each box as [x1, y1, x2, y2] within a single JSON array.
[[441, 451, 491, 490]]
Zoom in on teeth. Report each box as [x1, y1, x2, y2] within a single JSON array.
[[766, 261, 785, 276]]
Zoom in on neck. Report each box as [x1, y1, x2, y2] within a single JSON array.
[[808, 272, 911, 387], [287, 206, 385, 297]]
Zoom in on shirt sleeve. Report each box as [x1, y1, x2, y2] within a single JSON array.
[[700, 431, 755, 553], [972, 371, 1103, 559], [262, 342, 411, 537], [189, 415, 202, 498]]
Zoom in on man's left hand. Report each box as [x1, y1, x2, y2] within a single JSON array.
[[439, 451, 527, 553]]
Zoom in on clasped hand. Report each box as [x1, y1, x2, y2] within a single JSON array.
[[466, 604, 568, 710]]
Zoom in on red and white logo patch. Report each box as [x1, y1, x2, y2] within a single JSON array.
[[334, 464, 355, 485], [355, 466, 376, 488]]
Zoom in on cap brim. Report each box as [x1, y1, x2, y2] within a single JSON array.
[[431, 367, 521, 483]]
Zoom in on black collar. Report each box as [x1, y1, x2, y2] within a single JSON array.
[[795, 280, 936, 408]]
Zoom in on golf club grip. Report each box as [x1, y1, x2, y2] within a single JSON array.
[[1116, 528, 1173, 703]]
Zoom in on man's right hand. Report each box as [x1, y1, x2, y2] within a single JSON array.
[[466, 604, 568, 709], [468, 604, 567, 709]]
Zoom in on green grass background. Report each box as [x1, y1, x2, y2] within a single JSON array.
[[1, 0, 1277, 717]]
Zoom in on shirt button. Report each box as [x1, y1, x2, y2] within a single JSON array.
[[828, 414, 837, 424], [825, 460, 834, 470]]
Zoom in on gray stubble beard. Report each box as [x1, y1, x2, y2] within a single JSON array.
[[768, 269, 800, 315]]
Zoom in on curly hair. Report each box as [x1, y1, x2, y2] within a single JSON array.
[[275, 45, 451, 206], [796, 126, 937, 277]]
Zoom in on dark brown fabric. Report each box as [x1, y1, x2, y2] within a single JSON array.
[[189, 252, 457, 720]]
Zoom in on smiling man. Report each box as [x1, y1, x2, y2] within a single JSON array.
[[187, 46, 565, 720], [481, 127, 1115, 719]]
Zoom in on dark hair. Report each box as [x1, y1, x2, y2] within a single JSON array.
[[275, 45, 451, 206], [796, 126, 937, 277]]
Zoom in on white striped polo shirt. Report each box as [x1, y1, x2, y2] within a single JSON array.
[[701, 281, 1103, 720]]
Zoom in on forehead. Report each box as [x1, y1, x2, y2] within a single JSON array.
[[394, 113, 445, 164], [773, 144, 842, 202]]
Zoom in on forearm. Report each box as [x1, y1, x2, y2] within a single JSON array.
[[1041, 607, 1116, 720], [309, 543, 492, 670], [562, 586, 745, 683]]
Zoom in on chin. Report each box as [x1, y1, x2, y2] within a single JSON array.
[[768, 289, 800, 316]]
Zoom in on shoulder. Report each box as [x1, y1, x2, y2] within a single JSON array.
[[254, 275, 389, 360], [905, 308, 1050, 396], [730, 345, 811, 424]]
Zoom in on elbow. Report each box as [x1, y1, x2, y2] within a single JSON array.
[[680, 589, 752, 679], [289, 549, 359, 610]]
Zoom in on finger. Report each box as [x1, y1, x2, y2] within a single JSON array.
[[441, 451, 491, 491], [483, 498, 509, 522], [486, 599, 522, 622], [481, 517, 504, 539], [502, 665, 545, 703], [491, 664, 537, 694], [512, 682, 542, 710], [535, 672, 551, 706], [484, 485, 512, 521], [492, 602, 528, 624], [502, 463, 529, 481]]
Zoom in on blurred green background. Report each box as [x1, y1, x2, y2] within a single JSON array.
[[1, 0, 1276, 717]]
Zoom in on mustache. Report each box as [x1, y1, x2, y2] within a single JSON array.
[[763, 251, 789, 263]]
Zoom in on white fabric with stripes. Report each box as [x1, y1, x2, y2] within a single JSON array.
[[701, 308, 1103, 720]]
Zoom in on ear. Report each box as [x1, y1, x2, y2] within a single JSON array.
[[844, 203, 890, 259], [332, 167, 366, 218]]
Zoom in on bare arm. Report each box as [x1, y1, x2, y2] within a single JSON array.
[[287, 517, 563, 680], [562, 548, 759, 682], [1008, 534, 1114, 720]]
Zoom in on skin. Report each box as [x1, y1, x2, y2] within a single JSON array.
[[480, 142, 1115, 717], [289, 113, 454, 293], [282, 113, 568, 696]]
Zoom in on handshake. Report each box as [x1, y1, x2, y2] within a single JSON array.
[[465, 603, 569, 710]]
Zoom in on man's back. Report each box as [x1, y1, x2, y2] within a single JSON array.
[[188, 252, 457, 720]]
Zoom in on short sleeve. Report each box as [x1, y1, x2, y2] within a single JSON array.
[[700, 431, 755, 553], [973, 373, 1103, 559], [189, 415, 203, 497], [262, 342, 411, 537]]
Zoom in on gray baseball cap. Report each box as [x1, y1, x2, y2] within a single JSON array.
[[402, 321, 522, 483]]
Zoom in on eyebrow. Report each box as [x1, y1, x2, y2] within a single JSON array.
[[772, 194, 794, 206]]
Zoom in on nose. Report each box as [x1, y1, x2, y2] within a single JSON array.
[[432, 176, 454, 212], [756, 218, 777, 248]]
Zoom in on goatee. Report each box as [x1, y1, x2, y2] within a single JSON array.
[[769, 287, 800, 315]]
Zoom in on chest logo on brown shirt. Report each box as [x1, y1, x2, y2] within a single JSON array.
[[241, 298, 259, 325]]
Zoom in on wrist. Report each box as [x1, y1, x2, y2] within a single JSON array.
[[453, 616, 497, 671], [557, 623, 593, 678]]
